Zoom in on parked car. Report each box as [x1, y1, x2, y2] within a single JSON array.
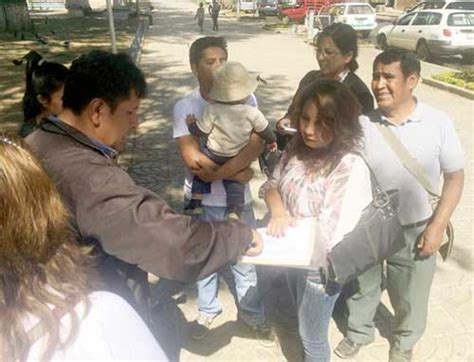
[[403, 0, 474, 14], [240, 0, 258, 13], [377, 9, 474, 62], [281, 0, 334, 23], [316, 2, 377, 38], [258, 0, 279, 16]]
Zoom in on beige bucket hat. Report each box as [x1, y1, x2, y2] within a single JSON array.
[[209, 61, 258, 102]]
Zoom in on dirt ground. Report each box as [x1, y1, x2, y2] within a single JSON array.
[[0, 10, 139, 133]]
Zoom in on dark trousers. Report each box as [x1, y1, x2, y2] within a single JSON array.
[[191, 148, 245, 212], [211, 15, 218, 31]]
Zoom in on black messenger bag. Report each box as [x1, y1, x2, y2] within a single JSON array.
[[326, 164, 406, 286]]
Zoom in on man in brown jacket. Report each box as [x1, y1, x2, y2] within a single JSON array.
[[26, 50, 262, 360]]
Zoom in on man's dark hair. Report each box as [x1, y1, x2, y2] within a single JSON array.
[[62, 51, 147, 115], [189, 36, 228, 66], [317, 23, 359, 72], [373, 49, 421, 78]]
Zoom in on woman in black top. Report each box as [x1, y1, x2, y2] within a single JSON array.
[[15, 51, 69, 138], [276, 23, 374, 149]]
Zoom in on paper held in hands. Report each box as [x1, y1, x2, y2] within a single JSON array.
[[241, 218, 321, 269]]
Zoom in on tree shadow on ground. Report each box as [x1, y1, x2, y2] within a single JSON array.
[[0, 14, 140, 132]]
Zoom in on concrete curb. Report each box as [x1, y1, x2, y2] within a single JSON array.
[[422, 77, 474, 100]]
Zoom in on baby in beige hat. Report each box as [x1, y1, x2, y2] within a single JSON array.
[[187, 61, 276, 217]]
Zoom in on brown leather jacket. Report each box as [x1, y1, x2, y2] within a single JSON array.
[[26, 118, 253, 283]]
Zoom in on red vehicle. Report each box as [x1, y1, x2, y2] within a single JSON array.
[[281, 0, 337, 23]]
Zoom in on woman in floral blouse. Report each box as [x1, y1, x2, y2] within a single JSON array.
[[262, 80, 373, 361]]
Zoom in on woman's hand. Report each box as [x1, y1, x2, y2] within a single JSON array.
[[267, 212, 296, 238]]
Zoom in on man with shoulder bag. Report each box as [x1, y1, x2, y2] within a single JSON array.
[[334, 49, 465, 362]]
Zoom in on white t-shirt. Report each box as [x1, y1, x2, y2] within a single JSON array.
[[199, 103, 269, 157], [27, 291, 168, 361], [173, 88, 257, 207]]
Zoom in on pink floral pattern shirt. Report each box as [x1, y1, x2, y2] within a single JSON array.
[[262, 151, 373, 251]]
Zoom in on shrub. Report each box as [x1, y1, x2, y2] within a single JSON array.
[[433, 71, 474, 91]]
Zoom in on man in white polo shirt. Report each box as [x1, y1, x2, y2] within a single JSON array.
[[173, 36, 271, 341], [335, 49, 465, 362]]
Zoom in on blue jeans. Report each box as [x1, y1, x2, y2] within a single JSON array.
[[196, 203, 266, 326], [290, 269, 341, 362]]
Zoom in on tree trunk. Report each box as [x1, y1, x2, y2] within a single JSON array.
[[0, 0, 33, 34], [65, 0, 90, 8], [113, 0, 126, 8], [65, 0, 90, 16]]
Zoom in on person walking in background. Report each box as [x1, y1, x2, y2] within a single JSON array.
[[208, 0, 221, 31], [262, 80, 373, 361], [276, 23, 373, 149], [335, 49, 464, 362], [173, 36, 272, 341], [0, 135, 167, 361], [186, 61, 276, 218], [195, 2, 205, 32], [14, 51, 69, 138]]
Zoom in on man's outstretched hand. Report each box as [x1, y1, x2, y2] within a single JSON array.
[[245, 230, 264, 256]]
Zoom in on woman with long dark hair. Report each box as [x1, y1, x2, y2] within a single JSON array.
[[0, 135, 166, 361], [14, 51, 68, 138], [262, 80, 373, 361]]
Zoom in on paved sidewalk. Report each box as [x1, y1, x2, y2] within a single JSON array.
[[121, 1, 473, 360]]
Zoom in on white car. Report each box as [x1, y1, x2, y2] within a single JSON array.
[[403, 0, 474, 14], [377, 9, 474, 62], [316, 2, 377, 38], [240, 0, 257, 13]]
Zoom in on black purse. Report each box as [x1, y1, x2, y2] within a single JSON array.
[[326, 162, 406, 286]]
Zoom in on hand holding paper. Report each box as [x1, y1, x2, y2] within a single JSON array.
[[242, 218, 321, 268], [266, 213, 297, 238], [245, 230, 264, 256]]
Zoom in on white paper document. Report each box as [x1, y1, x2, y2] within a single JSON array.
[[241, 218, 320, 268]]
